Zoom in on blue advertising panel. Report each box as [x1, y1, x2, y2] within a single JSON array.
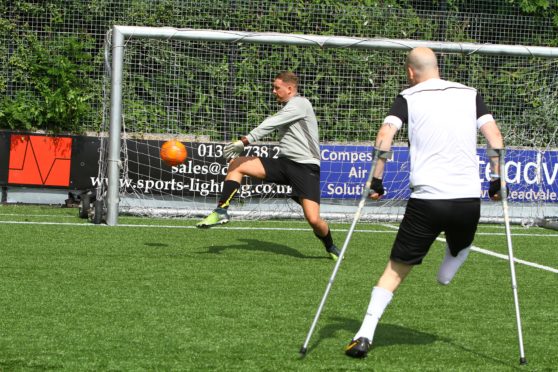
[[320, 145, 558, 203], [495, 148, 558, 203]]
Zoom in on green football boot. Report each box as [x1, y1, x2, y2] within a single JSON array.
[[196, 208, 230, 228], [326, 244, 341, 261]]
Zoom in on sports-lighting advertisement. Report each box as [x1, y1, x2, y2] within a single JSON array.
[[86, 140, 291, 199], [320, 145, 558, 202]]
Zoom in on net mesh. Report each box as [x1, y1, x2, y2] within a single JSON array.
[[99, 29, 558, 224], [2, 1, 557, 132]]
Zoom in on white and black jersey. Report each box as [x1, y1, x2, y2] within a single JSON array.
[[383, 78, 494, 199], [246, 95, 321, 166]]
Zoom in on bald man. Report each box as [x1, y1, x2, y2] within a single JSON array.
[[345, 47, 505, 358]]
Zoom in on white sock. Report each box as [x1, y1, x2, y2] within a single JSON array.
[[353, 286, 393, 341], [437, 245, 470, 285]]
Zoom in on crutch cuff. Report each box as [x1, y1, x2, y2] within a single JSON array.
[[486, 147, 505, 157], [375, 149, 393, 160]]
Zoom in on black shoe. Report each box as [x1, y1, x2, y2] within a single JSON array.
[[345, 337, 371, 358], [326, 244, 341, 261]]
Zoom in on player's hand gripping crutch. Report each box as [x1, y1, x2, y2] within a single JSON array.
[[494, 148, 527, 365], [300, 149, 391, 356]]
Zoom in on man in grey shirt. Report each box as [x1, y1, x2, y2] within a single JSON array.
[[197, 71, 340, 261]]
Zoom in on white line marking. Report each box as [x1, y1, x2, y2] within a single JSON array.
[[0, 213, 77, 218], [379, 223, 558, 274], [1, 220, 557, 236], [475, 232, 558, 237], [0, 220, 556, 274], [0, 220, 94, 227], [469, 245, 558, 273]]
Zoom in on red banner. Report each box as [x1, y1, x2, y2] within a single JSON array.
[[8, 134, 72, 187]]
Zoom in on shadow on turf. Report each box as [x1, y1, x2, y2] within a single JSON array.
[[144, 242, 169, 247], [0, 358, 62, 370], [305, 317, 521, 369], [306, 317, 437, 354], [199, 239, 327, 259], [438, 338, 524, 370]]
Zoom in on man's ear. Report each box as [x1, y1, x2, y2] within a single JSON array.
[[406, 66, 415, 84], [288, 84, 296, 95]]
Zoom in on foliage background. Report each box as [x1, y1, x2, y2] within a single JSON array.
[[0, 0, 556, 139]]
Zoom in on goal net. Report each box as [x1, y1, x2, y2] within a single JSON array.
[[98, 26, 558, 226]]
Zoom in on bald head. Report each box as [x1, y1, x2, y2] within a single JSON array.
[[406, 47, 439, 85]]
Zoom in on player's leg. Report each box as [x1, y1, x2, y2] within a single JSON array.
[[357, 260, 413, 335], [285, 159, 340, 260], [437, 245, 471, 285], [346, 198, 441, 358], [437, 198, 480, 285], [345, 259, 412, 358], [196, 157, 266, 228], [219, 156, 267, 207], [300, 198, 340, 260]]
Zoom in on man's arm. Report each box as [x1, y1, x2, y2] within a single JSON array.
[[480, 120, 505, 200], [369, 122, 398, 199], [373, 123, 398, 178], [224, 100, 305, 161], [245, 101, 305, 144], [370, 94, 406, 199]]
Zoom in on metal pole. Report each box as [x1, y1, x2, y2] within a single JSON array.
[[300, 150, 380, 356], [113, 26, 558, 58], [499, 150, 527, 365], [105, 27, 125, 226]]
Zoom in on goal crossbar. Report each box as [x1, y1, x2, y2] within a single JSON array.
[[111, 26, 558, 57]]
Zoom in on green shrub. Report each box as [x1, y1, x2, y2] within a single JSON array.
[[0, 34, 96, 133]]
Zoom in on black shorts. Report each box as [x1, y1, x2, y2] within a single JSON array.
[[259, 157, 321, 204], [391, 198, 480, 265]]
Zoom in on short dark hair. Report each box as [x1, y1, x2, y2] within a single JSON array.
[[275, 71, 298, 87]]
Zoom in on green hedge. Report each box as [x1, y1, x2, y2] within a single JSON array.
[[0, 34, 97, 133], [0, 0, 556, 138]]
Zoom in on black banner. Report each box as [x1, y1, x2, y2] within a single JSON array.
[[0, 132, 292, 199], [0, 132, 10, 186]]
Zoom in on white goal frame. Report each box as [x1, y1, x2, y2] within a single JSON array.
[[105, 25, 558, 226]]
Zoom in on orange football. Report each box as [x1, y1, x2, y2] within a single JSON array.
[[160, 139, 187, 166]]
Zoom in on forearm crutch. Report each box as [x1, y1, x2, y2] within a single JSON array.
[[300, 149, 391, 356], [497, 148, 527, 365]]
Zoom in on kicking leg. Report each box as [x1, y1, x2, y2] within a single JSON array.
[[196, 157, 266, 228]]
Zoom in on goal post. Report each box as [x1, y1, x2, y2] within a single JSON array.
[[105, 29, 125, 226], [100, 25, 558, 226]]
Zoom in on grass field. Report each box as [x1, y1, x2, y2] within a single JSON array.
[[0, 204, 556, 371]]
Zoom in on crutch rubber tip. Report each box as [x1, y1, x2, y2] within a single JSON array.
[[299, 346, 308, 356], [519, 357, 527, 365]]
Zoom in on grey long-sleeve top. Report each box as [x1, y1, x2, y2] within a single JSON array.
[[245, 95, 321, 166]]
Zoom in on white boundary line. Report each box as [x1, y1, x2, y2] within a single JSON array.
[[468, 244, 557, 273], [0, 219, 556, 274], [1, 219, 558, 236], [378, 224, 558, 274], [0, 212, 552, 230]]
